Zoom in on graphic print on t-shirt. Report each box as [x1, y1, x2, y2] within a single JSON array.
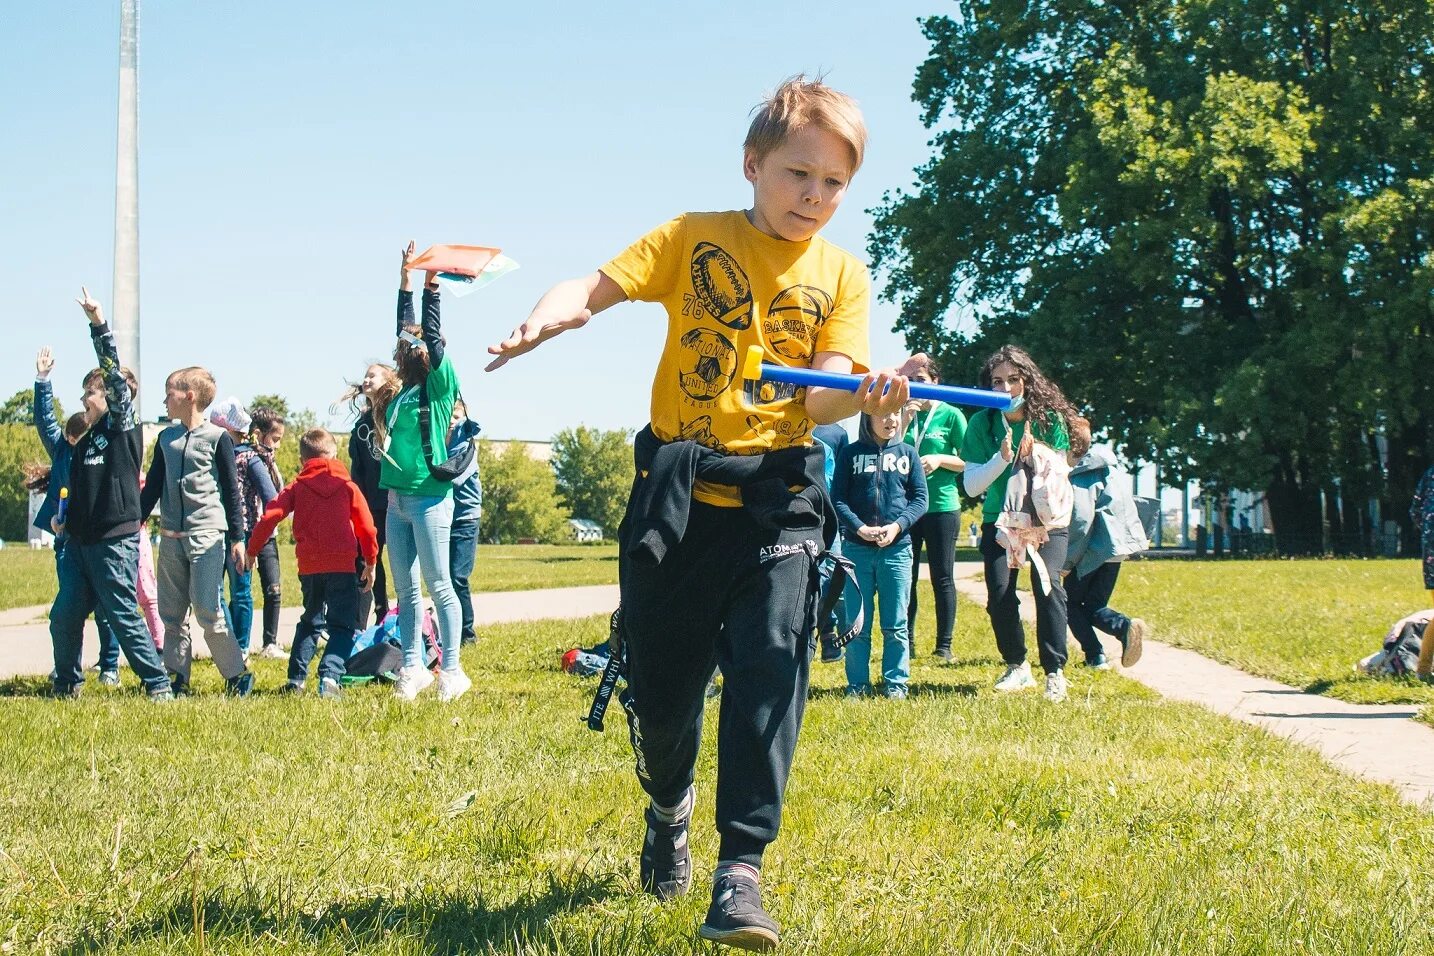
[[679, 415, 730, 454], [678, 328, 738, 403], [687, 242, 753, 331], [764, 285, 834, 362]]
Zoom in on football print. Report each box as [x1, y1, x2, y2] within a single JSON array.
[[690, 241, 753, 330]]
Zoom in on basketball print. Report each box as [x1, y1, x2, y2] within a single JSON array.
[[763, 285, 834, 361], [690, 242, 753, 330], [678, 328, 738, 402]]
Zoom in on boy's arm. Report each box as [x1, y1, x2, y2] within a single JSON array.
[[804, 351, 918, 425], [139, 443, 166, 521], [829, 448, 861, 535], [484, 271, 627, 371], [893, 450, 929, 534], [246, 485, 295, 559], [33, 378, 61, 458], [77, 287, 135, 431], [214, 434, 246, 564]]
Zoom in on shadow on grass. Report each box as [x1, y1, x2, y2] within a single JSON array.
[[807, 682, 979, 701], [1305, 676, 1434, 706], [61, 865, 624, 956], [0, 675, 59, 697]]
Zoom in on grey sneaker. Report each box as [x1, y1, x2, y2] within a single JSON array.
[[225, 672, 254, 697], [1044, 670, 1068, 703], [318, 678, 342, 700], [148, 687, 175, 702], [844, 684, 872, 700], [97, 670, 120, 687], [884, 683, 909, 701], [1121, 619, 1148, 667], [698, 872, 779, 951], [640, 787, 693, 900]]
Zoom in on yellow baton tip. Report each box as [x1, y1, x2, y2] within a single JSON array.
[[742, 345, 765, 382]]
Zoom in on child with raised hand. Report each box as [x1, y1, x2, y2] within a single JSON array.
[[341, 364, 400, 628], [140, 367, 253, 696], [382, 242, 468, 702], [486, 75, 917, 950], [247, 428, 377, 698], [960, 345, 1076, 703], [48, 289, 172, 700], [1062, 416, 1149, 669], [32, 346, 123, 684], [248, 407, 287, 658], [831, 409, 928, 699]]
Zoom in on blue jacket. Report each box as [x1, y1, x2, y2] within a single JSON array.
[[1063, 446, 1149, 579], [831, 439, 928, 545], [33, 379, 71, 533], [446, 417, 483, 524]]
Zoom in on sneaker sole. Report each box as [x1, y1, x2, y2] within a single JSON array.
[[697, 924, 779, 952], [994, 679, 1037, 692], [1123, 619, 1147, 667]]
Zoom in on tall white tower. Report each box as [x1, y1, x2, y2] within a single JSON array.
[[112, 0, 141, 417]]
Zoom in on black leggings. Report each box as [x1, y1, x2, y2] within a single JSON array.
[[979, 523, 1069, 673], [256, 539, 282, 647], [907, 510, 960, 649]]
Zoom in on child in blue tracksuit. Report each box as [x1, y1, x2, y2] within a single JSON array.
[[832, 409, 928, 699]]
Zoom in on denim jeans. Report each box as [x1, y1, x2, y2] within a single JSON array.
[[287, 572, 361, 684], [225, 552, 255, 654], [61, 535, 121, 672], [842, 538, 913, 689], [386, 491, 461, 671], [50, 534, 170, 693], [449, 518, 480, 640]]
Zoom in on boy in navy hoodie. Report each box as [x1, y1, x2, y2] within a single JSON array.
[[247, 428, 377, 698], [831, 409, 927, 699], [48, 289, 172, 700]]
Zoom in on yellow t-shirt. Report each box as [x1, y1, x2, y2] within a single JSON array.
[[602, 210, 872, 506]]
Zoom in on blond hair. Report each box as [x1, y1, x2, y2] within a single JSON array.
[[168, 366, 217, 409], [745, 74, 867, 174], [299, 428, 338, 462]]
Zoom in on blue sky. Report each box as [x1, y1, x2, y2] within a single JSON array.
[[1, 1, 954, 440]]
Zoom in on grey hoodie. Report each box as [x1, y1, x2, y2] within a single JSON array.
[[1063, 446, 1149, 579]]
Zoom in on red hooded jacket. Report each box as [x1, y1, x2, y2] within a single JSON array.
[[247, 457, 378, 576]]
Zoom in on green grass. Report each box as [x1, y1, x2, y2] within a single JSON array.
[[1113, 559, 1434, 708], [0, 544, 619, 614], [1, 600, 1431, 954]]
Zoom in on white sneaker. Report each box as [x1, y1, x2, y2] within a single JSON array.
[[260, 644, 286, 660], [393, 665, 435, 701], [1044, 671, 1068, 703], [436, 668, 472, 703], [994, 662, 1036, 692]]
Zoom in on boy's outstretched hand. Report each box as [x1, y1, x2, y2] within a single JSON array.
[[76, 287, 103, 326], [486, 272, 625, 372], [485, 307, 592, 372], [36, 347, 54, 380]]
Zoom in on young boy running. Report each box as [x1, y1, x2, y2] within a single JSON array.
[[487, 76, 912, 951]]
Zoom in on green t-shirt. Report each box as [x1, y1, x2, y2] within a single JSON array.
[[959, 408, 1070, 522], [380, 355, 460, 499], [902, 402, 968, 514]]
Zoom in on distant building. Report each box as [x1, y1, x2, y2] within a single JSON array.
[[568, 518, 604, 543], [479, 438, 553, 462]]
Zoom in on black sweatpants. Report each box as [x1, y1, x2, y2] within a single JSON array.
[[619, 499, 819, 869], [979, 522, 1069, 673], [1065, 562, 1130, 662], [907, 510, 960, 651]]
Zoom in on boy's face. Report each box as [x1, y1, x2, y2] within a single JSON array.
[[744, 125, 854, 242], [163, 378, 195, 419], [81, 387, 107, 420]]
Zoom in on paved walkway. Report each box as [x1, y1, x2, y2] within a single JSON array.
[[950, 561, 1434, 810]]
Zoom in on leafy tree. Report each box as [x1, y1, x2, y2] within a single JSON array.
[[248, 394, 291, 420], [550, 426, 632, 536], [870, 1, 1434, 554], [0, 388, 61, 427], [476, 441, 571, 544], [0, 424, 48, 540]]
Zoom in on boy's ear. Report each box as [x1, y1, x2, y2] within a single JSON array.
[[742, 148, 761, 185]]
